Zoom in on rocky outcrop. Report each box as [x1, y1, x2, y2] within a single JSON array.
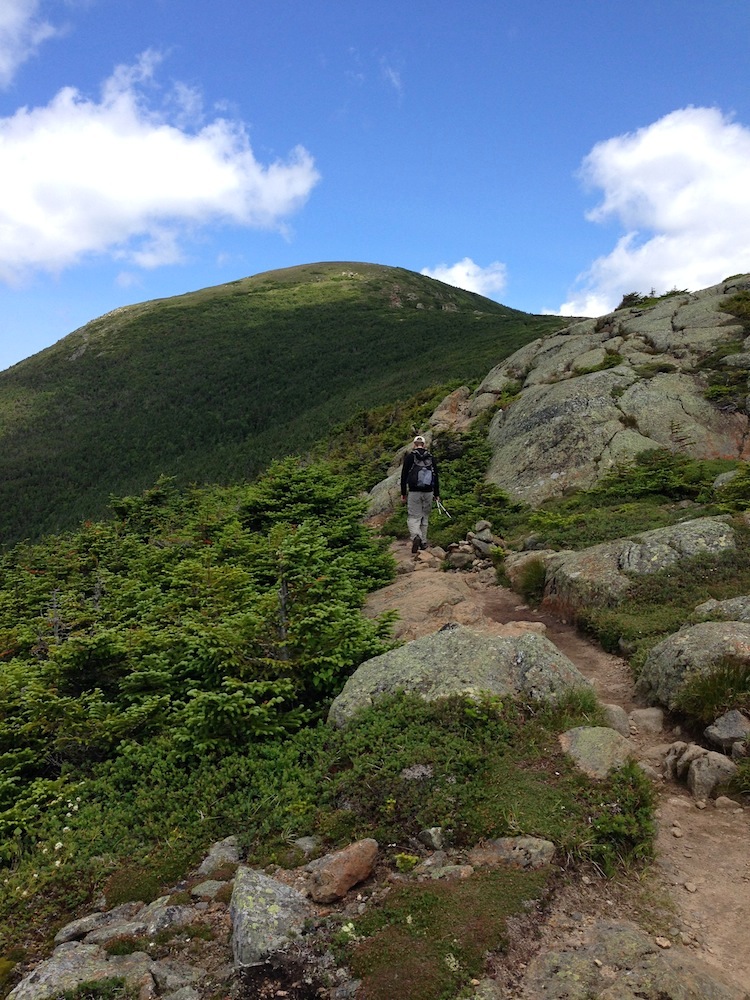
[[477, 277, 750, 506], [636, 621, 750, 711], [696, 594, 750, 622], [327, 624, 591, 727], [515, 919, 746, 999], [536, 516, 736, 615], [367, 276, 750, 517]]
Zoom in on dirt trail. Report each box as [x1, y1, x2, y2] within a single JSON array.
[[375, 541, 750, 995]]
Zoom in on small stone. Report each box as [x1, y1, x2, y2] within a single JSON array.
[[695, 800, 707, 809], [684, 882, 698, 893], [672, 828, 684, 838], [655, 936, 672, 949], [713, 796, 736, 810]]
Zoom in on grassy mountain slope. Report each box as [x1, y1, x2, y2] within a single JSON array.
[[0, 262, 564, 545]]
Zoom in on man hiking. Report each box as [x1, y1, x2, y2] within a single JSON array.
[[400, 435, 440, 554]]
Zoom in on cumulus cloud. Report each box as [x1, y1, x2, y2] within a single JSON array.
[[560, 107, 750, 316], [421, 257, 508, 298], [0, 0, 60, 88], [0, 50, 321, 282]]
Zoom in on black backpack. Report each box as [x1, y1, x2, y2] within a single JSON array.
[[407, 452, 434, 490]]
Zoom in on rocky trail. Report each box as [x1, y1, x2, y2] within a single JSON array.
[[370, 539, 750, 997]]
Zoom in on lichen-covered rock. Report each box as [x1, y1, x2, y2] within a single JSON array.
[[467, 836, 555, 869], [230, 867, 313, 968], [327, 624, 591, 727], [543, 517, 735, 615], [517, 919, 745, 999], [696, 594, 750, 622], [705, 709, 750, 750], [558, 726, 633, 779], [476, 277, 750, 507], [687, 751, 738, 800], [197, 835, 239, 875], [636, 622, 750, 710], [8, 943, 155, 1000]]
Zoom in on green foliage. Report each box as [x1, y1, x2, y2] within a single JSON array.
[[0, 459, 396, 868], [346, 868, 549, 1000], [0, 263, 565, 546], [506, 449, 734, 551], [60, 980, 136, 1000], [615, 288, 689, 311], [713, 462, 750, 510], [0, 692, 655, 954], [675, 657, 750, 725], [720, 289, 750, 330], [517, 557, 546, 606], [582, 761, 656, 876]]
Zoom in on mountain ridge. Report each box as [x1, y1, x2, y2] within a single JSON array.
[[0, 261, 564, 546]]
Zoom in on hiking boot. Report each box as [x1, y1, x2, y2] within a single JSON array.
[[411, 536, 421, 554], [420, 541, 429, 550]]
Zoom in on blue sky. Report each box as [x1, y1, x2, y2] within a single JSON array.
[[1, 0, 749, 372]]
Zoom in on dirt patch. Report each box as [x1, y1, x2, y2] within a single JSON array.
[[370, 540, 750, 996]]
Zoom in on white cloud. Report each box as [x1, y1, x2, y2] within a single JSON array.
[[0, 50, 321, 282], [560, 107, 750, 316], [421, 257, 508, 298], [380, 59, 403, 96], [0, 0, 60, 88]]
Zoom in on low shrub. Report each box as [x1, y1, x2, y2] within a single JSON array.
[[675, 657, 750, 725]]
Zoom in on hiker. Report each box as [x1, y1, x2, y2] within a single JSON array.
[[400, 435, 440, 553]]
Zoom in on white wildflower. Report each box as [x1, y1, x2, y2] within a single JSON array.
[[444, 954, 461, 973], [54, 842, 63, 851]]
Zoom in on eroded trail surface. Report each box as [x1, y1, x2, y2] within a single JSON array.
[[367, 541, 750, 995]]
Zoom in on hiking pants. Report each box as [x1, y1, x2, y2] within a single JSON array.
[[407, 491, 433, 542]]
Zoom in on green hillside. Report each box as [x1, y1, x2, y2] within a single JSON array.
[[0, 262, 564, 545]]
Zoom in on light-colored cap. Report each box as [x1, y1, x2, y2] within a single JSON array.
[[413, 435, 426, 445]]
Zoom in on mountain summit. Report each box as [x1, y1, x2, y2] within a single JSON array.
[[0, 262, 562, 544]]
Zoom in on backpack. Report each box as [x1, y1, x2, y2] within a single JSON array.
[[407, 452, 434, 490]]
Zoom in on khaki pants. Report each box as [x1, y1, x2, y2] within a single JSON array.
[[407, 491, 433, 542]]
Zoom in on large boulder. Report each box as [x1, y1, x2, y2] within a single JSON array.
[[542, 516, 735, 616], [636, 621, 750, 710], [327, 624, 590, 727]]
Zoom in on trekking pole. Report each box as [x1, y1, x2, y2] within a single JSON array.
[[435, 498, 452, 518]]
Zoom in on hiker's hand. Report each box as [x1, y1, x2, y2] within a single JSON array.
[[401, 495, 406, 503]]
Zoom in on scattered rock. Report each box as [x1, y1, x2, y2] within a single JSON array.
[[629, 706, 665, 734], [602, 702, 631, 737], [305, 839, 379, 904], [467, 836, 555, 870], [230, 867, 313, 968], [705, 709, 750, 750], [558, 726, 633, 779], [687, 751, 738, 800], [197, 836, 239, 876]]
